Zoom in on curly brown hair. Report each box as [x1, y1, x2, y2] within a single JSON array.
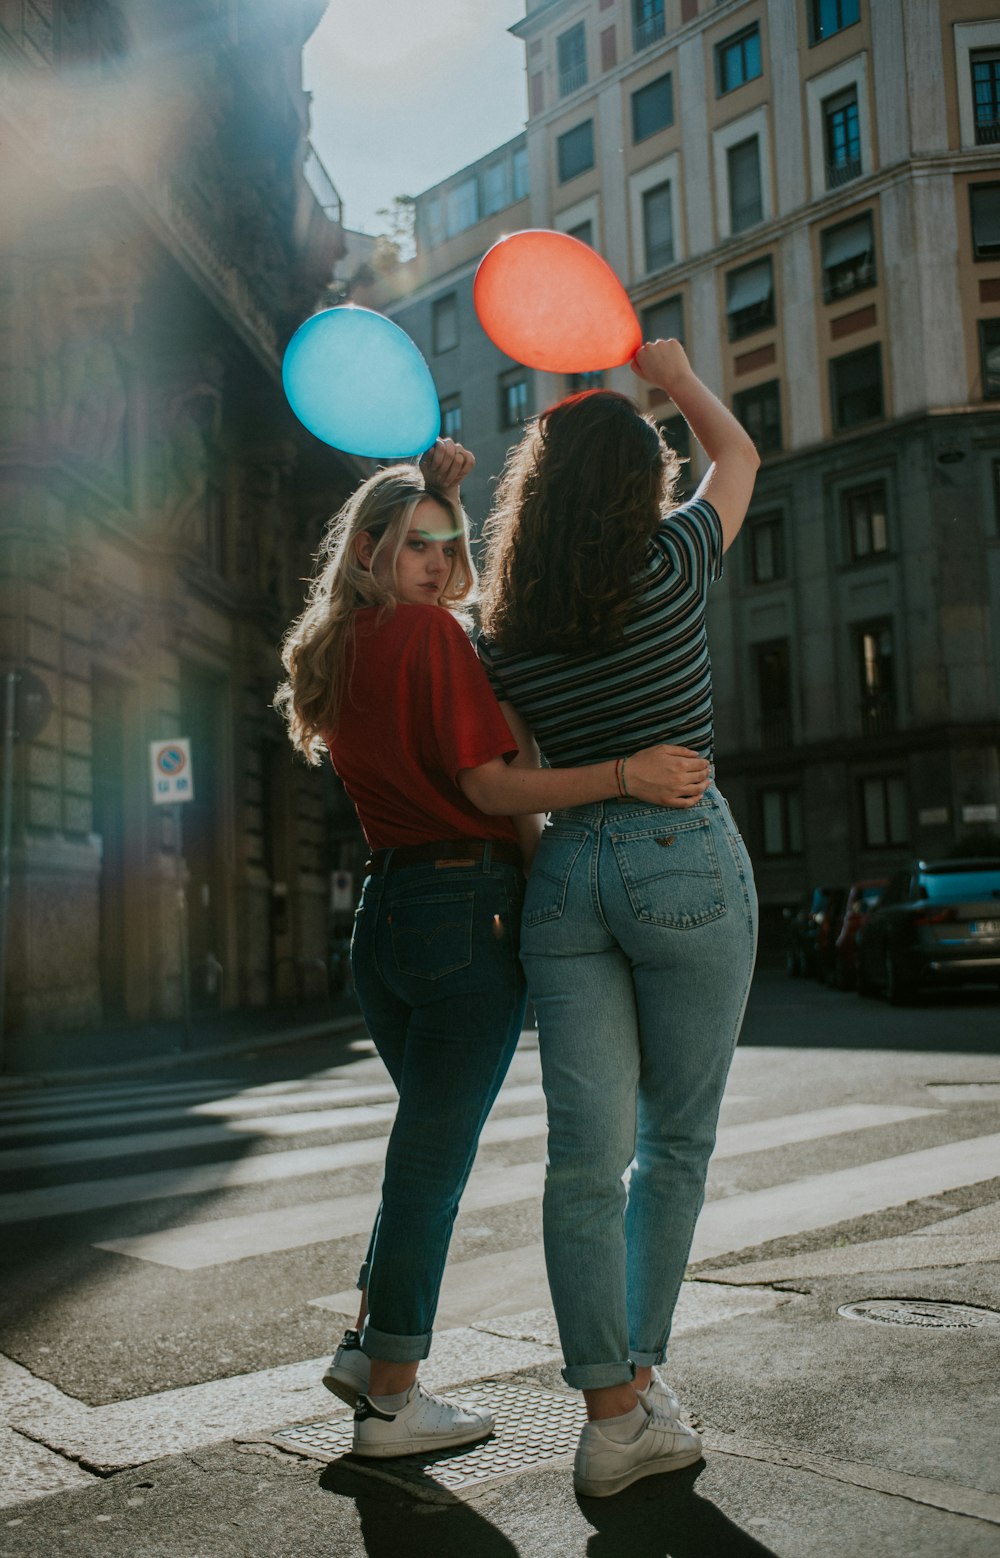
[[479, 390, 683, 655]]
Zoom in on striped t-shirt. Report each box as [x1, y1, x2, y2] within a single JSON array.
[[476, 498, 723, 766]]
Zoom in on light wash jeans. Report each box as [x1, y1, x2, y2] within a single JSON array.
[[350, 851, 527, 1362], [520, 785, 757, 1391]]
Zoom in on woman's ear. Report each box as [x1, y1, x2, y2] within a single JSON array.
[[354, 531, 374, 568]]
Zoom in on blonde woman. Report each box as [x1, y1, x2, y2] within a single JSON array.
[[276, 439, 712, 1461]]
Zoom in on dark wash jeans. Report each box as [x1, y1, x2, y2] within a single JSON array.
[[350, 847, 527, 1362]]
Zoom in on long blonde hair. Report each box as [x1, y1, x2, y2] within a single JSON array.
[[275, 465, 476, 764]]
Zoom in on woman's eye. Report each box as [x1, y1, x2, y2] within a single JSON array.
[[444, 545, 457, 558]]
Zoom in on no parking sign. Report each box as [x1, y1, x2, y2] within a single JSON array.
[[150, 738, 195, 804]]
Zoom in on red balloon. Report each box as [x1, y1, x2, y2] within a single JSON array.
[[474, 230, 642, 375]]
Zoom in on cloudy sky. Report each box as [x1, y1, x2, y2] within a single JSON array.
[[304, 0, 527, 236]]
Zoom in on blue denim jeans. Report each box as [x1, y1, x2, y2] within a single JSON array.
[[350, 848, 527, 1362], [520, 785, 757, 1391]]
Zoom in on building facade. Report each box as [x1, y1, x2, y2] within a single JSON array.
[[0, 0, 361, 1042], [377, 0, 1000, 949]]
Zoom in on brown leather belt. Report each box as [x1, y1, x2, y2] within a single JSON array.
[[366, 839, 522, 875]]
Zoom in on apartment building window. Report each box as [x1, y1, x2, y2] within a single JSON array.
[[439, 395, 462, 438], [483, 161, 509, 216], [499, 370, 530, 429], [844, 481, 889, 561], [642, 181, 674, 271], [754, 639, 793, 749], [821, 212, 875, 301], [716, 24, 762, 96], [641, 294, 683, 343], [567, 219, 594, 246], [748, 511, 786, 583], [971, 184, 1000, 259], [513, 146, 530, 200], [734, 380, 782, 456], [632, 73, 673, 142], [856, 620, 895, 735], [446, 177, 479, 237], [727, 136, 763, 233], [558, 23, 587, 97], [726, 257, 775, 340], [980, 320, 1000, 398], [809, 0, 860, 46], [633, 0, 666, 53], [557, 121, 595, 183], [824, 87, 861, 187], [432, 294, 459, 354], [831, 344, 883, 429], [567, 370, 606, 391], [760, 788, 803, 856], [861, 775, 908, 848], [972, 49, 1000, 144]]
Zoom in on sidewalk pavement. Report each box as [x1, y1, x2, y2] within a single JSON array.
[[0, 992, 367, 1092]]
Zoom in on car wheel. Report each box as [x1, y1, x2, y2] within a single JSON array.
[[885, 952, 917, 1006], [856, 956, 876, 997]]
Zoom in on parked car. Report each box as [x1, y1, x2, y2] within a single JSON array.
[[832, 879, 889, 990], [784, 887, 845, 979], [855, 858, 1000, 1004], [814, 886, 849, 985]]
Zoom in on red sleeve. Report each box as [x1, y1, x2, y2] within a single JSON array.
[[418, 611, 519, 782]]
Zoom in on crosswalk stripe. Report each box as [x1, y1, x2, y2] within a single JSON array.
[[689, 1131, 1000, 1263], [80, 1105, 939, 1266], [0, 1093, 932, 1175], [0, 1079, 242, 1126], [0, 1113, 547, 1223], [94, 1159, 546, 1269], [0, 1082, 545, 1144]]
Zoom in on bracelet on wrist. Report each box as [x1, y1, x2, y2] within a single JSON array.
[[620, 756, 632, 798]]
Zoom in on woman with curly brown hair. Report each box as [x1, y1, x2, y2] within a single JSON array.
[[275, 438, 711, 1462], [477, 339, 760, 1498]]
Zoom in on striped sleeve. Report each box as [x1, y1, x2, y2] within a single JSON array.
[[653, 498, 724, 593], [475, 631, 509, 703]]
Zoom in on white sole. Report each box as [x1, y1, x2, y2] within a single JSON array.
[[351, 1423, 494, 1459], [574, 1443, 703, 1498]]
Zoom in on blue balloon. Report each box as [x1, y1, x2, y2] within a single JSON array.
[[282, 306, 441, 459]]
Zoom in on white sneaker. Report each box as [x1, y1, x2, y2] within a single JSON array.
[[322, 1329, 370, 1406], [574, 1400, 703, 1498], [352, 1381, 494, 1459], [640, 1368, 683, 1421]]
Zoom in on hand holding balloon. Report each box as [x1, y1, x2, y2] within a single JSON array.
[[630, 338, 694, 399], [420, 438, 476, 502]]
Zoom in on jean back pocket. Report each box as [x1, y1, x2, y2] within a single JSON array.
[[388, 890, 476, 979], [609, 816, 725, 929], [523, 830, 588, 928]]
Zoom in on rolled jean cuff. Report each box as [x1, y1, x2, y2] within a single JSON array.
[[630, 1348, 666, 1369], [360, 1318, 432, 1364], [562, 1359, 636, 1391], [356, 1260, 370, 1291]]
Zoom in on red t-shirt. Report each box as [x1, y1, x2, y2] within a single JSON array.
[[326, 604, 520, 849]]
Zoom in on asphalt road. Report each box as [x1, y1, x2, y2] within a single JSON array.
[[1, 970, 998, 1556]]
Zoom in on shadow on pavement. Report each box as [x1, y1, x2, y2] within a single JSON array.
[[318, 1461, 519, 1557], [580, 1462, 781, 1558]]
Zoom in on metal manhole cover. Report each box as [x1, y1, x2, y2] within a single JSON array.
[[838, 1299, 1000, 1330], [270, 1380, 586, 1501]]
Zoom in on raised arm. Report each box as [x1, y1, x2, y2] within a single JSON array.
[[631, 339, 760, 552]]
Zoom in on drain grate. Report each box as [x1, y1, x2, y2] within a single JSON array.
[[838, 1299, 1000, 1330], [270, 1380, 586, 1500]]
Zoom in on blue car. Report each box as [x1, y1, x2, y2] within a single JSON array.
[[855, 858, 1000, 1004]]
